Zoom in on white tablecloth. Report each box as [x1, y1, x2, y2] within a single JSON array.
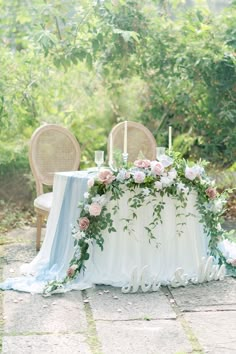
[[1, 171, 210, 293]]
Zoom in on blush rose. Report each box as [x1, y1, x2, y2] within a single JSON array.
[[134, 159, 151, 168], [133, 171, 146, 183], [89, 202, 102, 216], [98, 169, 115, 185], [79, 217, 90, 230], [151, 161, 165, 176], [67, 264, 78, 277], [205, 187, 217, 199]]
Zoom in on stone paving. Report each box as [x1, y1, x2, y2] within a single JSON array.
[[0, 227, 236, 354]]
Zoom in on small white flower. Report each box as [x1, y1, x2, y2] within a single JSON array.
[[160, 176, 173, 187], [92, 194, 108, 206], [92, 194, 101, 203], [116, 169, 127, 182], [177, 182, 189, 194], [84, 192, 89, 199], [142, 188, 150, 196], [84, 204, 89, 211], [193, 165, 204, 177], [212, 199, 224, 213], [204, 202, 213, 211], [73, 230, 85, 240], [74, 248, 81, 258], [155, 181, 163, 190]]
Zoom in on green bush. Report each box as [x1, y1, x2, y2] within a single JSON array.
[[0, 0, 235, 176]]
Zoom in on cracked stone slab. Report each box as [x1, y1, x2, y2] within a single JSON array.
[[3, 291, 87, 334], [185, 311, 236, 354], [2, 333, 91, 354], [86, 286, 176, 320], [96, 320, 192, 354], [169, 277, 236, 311]]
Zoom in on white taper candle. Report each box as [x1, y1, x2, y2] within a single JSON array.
[[109, 133, 113, 165], [168, 126, 172, 151], [124, 121, 128, 154]]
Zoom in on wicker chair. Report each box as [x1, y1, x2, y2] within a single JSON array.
[[29, 124, 81, 251], [108, 121, 156, 163]]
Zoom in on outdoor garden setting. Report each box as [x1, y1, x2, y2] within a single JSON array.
[[0, 1, 236, 353]]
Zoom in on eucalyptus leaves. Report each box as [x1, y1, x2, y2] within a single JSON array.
[[43, 153, 235, 296]]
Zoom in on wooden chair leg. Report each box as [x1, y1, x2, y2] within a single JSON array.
[[36, 214, 43, 251]]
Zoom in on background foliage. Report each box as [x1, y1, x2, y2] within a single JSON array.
[[0, 0, 235, 178]]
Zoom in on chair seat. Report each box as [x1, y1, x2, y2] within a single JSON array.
[[34, 192, 53, 213]]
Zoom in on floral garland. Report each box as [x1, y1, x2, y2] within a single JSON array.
[[43, 152, 235, 295]]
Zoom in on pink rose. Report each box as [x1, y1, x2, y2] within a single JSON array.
[[87, 178, 94, 188], [134, 159, 151, 168], [89, 202, 102, 216], [205, 187, 217, 199], [67, 264, 78, 277], [151, 161, 165, 176], [79, 217, 90, 230], [98, 169, 115, 185], [133, 171, 146, 183]]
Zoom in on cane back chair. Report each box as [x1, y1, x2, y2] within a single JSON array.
[[29, 124, 81, 251], [108, 121, 156, 163]]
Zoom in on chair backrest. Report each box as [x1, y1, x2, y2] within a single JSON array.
[[29, 124, 81, 195], [108, 121, 156, 163]]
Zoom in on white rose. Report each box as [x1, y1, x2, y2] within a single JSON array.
[[158, 155, 173, 168], [185, 166, 198, 181], [160, 176, 173, 187], [168, 168, 177, 180]]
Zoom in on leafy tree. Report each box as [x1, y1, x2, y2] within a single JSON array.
[[0, 0, 235, 176]]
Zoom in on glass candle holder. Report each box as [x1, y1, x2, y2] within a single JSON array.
[[156, 147, 166, 159]]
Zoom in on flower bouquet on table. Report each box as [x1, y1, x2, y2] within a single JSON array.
[[43, 152, 235, 295]]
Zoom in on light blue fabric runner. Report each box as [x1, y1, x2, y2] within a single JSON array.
[[0, 173, 89, 293]]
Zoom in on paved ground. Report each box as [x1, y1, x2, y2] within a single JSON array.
[[0, 226, 236, 354]]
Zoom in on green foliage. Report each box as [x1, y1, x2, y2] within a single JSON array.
[[0, 0, 235, 178]]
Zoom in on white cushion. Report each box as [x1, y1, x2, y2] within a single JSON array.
[[34, 192, 53, 212]]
